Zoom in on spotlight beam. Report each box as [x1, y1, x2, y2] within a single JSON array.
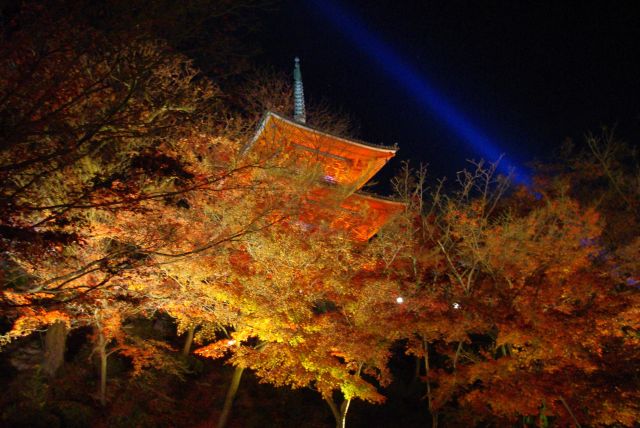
[[307, 0, 531, 185]]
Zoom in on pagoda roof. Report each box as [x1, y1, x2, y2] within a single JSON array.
[[244, 112, 397, 188], [297, 188, 406, 241], [245, 111, 398, 154], [337, 191, 407, 241]]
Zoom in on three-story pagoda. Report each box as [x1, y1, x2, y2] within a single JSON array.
[[244, 58, 405, 241]]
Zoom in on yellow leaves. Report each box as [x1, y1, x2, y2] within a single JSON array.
[[287, 334, 305, 346], [23, 310, 69, 331], [340, 379, 385, 404], [126, 280, 148, 293]]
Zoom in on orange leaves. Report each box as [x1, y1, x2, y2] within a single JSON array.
[[390, 158, 640, 426], [495, 328, 531, 349], [196, 223, 402, 406], [16, 309, 69, 331], [97, 309, 123, 341], [482, 197, 601, 288], [2, 291, 38, 306], [194, 339, 237, 360], [1, 2, 233, 312], [329, 347, 348, 359], [118, 339, 178, 377], [1, 309, 70, 346]]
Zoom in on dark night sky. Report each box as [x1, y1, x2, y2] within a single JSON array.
[[257, 1, 640, 184]]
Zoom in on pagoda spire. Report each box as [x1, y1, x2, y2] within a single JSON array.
[[293, 57, 306, 123]]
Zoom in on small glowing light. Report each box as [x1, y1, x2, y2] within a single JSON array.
[[453, 302, 461, 309], [396, 296, 404, 304], [324, 175, 337, 184], [226, 339, 236, 346]]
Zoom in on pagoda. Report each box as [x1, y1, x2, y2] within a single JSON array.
[[244, 58, 405, 241]]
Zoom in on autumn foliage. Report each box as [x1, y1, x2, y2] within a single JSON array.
[[1, 2, 639, 428]]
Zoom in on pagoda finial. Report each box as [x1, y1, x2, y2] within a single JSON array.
[[293, 57, 306, 123]]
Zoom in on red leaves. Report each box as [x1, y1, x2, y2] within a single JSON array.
[[228, 248, 254, 275]]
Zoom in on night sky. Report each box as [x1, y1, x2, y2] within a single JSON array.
[[258, 1, 640, 184]]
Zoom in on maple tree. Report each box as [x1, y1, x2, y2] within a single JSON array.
[[194, 219, 408, 428], [0, 1, 283, 310], [0, 3, 208, 300], [0, 1, 298, 392], [542, 129, 640, 285], [85, 298, 188, 406], [389, 159, 640, 426]]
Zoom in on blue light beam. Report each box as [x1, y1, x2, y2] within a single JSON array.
[[307, 0, 531, 185]]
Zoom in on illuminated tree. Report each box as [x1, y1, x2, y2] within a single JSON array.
[[0, 3, 298, 397], [393, 160, 640, 426], [0, 3, 209, 299], [194, 219, 409, 428]]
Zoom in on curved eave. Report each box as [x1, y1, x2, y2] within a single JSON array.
[[268, 111, 397, 153], [243, 111, 398, 156], [339, 192, 406, 241], [350, 191, 407, 207]]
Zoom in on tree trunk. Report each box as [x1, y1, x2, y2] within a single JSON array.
[[217, 366, 245, 428], [339, 398, 352, 428], [182, 324, 196, 357], [423, 340, 438, 428], [559, 396, 582, 428], [324, 397, 351, 428], [42, 320, 67, 378], [411, 354, 421, 384], [97, 332, 108, 406]]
